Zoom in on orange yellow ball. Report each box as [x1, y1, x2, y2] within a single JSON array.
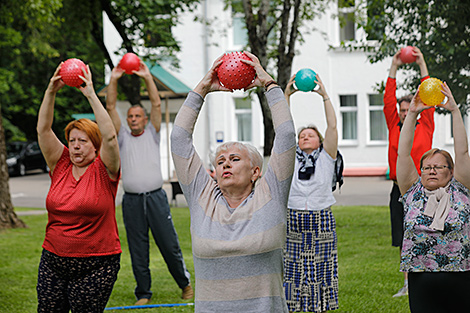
[[418, 78, 445, 106]]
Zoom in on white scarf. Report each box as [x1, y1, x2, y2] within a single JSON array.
[[423, 182, 451, 231]]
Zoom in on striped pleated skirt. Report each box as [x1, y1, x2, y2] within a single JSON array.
[[283, 207, 339, 312]]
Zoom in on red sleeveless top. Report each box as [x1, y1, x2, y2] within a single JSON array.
[[43, 147, 121, 257]]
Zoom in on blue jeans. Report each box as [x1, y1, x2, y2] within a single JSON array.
[[122, 188, 190, 300]]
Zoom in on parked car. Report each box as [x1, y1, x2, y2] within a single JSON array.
[[6, 141, 49, 176]]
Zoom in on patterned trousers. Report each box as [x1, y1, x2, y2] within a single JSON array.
[[37, 249, 120, 313], [283, 208, 339, 312]]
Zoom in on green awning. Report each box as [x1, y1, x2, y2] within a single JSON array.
[[145, 61, 191, 95], [72, 113, 95, 120]]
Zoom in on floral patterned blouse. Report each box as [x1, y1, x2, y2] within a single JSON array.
[[400, 177, 470, 272]]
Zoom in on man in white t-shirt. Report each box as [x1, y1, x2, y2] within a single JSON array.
[[106, 60, 192, 306]]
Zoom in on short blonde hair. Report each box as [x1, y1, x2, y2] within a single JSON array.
[[211, 141, 263, 171], [420, 148, 454, 170]]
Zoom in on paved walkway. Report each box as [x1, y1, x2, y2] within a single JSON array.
[[15, 176, 393, 216]]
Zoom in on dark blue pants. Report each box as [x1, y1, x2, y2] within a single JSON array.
[[408, 271, 470, 313], [122, 188, 190, 300], [389, 182, 404, 247]]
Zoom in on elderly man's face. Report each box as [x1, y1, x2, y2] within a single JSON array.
[[126, 106, 148, 135]]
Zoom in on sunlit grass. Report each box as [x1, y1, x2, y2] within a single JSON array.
[[0, 205, 409, 312]]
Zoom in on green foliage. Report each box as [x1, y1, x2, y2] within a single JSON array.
[[0, 0, 199, 143], [107, 0, 199, 67], [0, 205, 410, 312], [356, 0, 470, 114]]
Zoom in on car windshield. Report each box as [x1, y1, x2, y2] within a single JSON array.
[[7, 142, 26, 155]]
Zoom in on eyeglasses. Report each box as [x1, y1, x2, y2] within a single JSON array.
[[421, 165, 449, 173]]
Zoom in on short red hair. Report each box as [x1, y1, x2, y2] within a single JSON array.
[[64, 119, 101, 153]]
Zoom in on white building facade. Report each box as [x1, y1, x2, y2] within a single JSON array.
[[104, 0, 461, 181]]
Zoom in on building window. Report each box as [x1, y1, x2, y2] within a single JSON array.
[[235, 97, 252, 142], [369, 94, 387, 141], [338, 0, 355, 42], [233, 15, 248, 46], [340, 95, 357, 140]]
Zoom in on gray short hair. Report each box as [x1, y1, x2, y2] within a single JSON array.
[[211, 141, 263, 171]]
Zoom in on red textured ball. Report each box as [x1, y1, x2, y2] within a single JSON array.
[[217, 52, 256, 90], [59, 58, 87, 87], [120, 53, 141, 75], [400, 46, 417, 64]]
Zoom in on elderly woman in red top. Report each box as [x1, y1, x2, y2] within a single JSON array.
[[36, 63, 121, 312]]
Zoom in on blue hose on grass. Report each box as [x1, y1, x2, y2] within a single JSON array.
[[105, 302, 194, 310]]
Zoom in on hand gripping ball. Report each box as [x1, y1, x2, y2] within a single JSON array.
[[59, 58, 87, 87], [216, 52, 256, 90], [400, 46, 417, 64], [120, 53, 141, 75], [294, 68, 317, 92], [418, 78, 445, 106]]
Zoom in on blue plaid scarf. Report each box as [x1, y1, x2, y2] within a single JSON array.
[[296, 145, 322, 180]]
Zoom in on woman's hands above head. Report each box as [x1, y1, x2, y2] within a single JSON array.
[[312, 74, 328, 99], [413, 47, 426, 67], [78, 65, 96, 98], [408, 89, 432, 115], [110, 64, 125, 81], [438, 82, 458, 113], [47, 63, 66, 94], [240, 51, 274, 90], [392, 50, 405, 68], [285, 75, 298, 98], [193, 55, 233, 98]]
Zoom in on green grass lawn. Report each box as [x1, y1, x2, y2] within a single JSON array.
[[0, 205, 409, 312]]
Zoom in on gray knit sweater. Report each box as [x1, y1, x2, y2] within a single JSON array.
[[171, 87, 295, 312]]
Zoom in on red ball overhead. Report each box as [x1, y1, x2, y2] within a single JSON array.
[[216, 52, 256, 90], [59, 58, 87, 87], [400, 46, 417, 64], [119, 53, 141, 75]]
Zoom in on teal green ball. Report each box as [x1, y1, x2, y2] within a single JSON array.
[[295, 68, 317, 92]]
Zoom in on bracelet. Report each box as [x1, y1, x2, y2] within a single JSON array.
[[323, 98, 330, 102], [264, 80, 278, 89]]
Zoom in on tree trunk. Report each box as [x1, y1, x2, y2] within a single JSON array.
[[256, 89, 274, 157], [0, 107, 27, 230], [95, 1, 143, 106]]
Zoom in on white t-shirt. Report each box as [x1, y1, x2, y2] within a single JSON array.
[[288, 148, 336, 211], [118, 123, 163, 193]]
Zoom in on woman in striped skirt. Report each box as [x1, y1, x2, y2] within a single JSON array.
[[283, 73, 339, 312]]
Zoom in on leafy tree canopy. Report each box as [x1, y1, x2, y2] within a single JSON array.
[[1, 0, 198, 143], [356, 0, 470, 114]]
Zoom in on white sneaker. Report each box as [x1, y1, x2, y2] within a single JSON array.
[[393, 285, 408, 297]]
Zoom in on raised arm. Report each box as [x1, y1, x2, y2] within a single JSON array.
[[134, 61, 162, 132], [397, 91, 430, 194], [313, 74, 337, 159], [105, 65, 125, 134], [413, 47, 429, 79], [37, 63, 67, 173], [79, 66, 120, 179], [383, 53, 402, 127], [284, 75, 298, 107], [171, 55, 232, 185], [439, 83, 470, 188]]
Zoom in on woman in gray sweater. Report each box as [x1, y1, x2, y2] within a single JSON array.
[[171, 51, 296, 312]]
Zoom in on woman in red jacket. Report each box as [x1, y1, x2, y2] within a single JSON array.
[[383, 47, 435, 297]]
